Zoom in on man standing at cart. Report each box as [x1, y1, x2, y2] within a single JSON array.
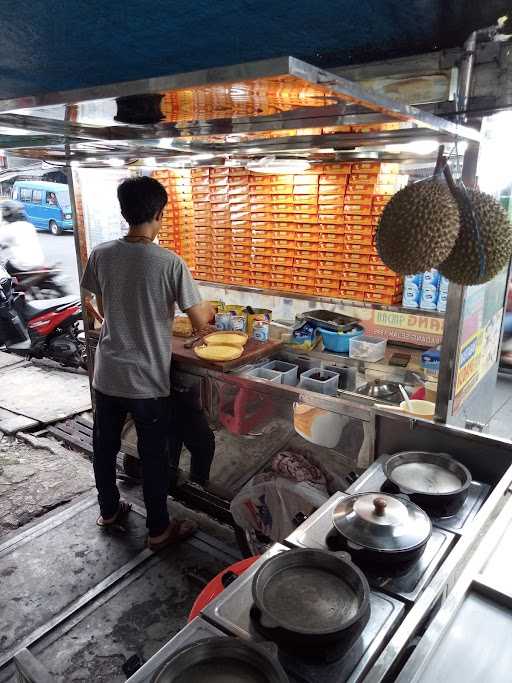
[[81, 175, 214, 550]]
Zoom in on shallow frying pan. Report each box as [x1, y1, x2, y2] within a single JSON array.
[[251, 548, 370, 655], [383, 451, 471, 515], [152, 637, 289, 683]]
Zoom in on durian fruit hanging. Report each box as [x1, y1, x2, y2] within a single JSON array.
[[376, 179, 460, 275], [438, 187, 512, 285]]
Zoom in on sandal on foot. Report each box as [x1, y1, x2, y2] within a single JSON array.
[[96, 500, 132, 528], [146, 519, 198, 551]]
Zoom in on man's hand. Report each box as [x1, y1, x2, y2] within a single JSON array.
[[185, 301, 215, 332]]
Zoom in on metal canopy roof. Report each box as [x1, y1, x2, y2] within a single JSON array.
[[0, 0, 508, 101], [0, 57, 479, 167]]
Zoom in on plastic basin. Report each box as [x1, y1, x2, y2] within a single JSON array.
[[319, 326, 364, 353]]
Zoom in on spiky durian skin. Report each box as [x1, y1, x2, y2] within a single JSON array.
[[376, 180, 460, 274], [439, 189, 512, 285]]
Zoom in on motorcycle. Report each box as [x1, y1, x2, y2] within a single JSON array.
[[0, 265, 85, 369], [7, 262, 70, 300]]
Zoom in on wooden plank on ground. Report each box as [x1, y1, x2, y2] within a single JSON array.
[[76, 415, 94, 430], [47, 425, 93, 454], [0, 365, 91, 425]]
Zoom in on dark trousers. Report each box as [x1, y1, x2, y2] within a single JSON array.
[[93, 390, 170, 536], [168, 389, 215, 486]]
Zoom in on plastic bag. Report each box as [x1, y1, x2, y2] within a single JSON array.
[[230, 471, 329, 543]]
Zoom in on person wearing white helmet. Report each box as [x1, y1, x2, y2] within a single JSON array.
[[0, 200, 45, 273]]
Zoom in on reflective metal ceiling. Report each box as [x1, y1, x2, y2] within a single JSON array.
[[0, 57, 479, 168]]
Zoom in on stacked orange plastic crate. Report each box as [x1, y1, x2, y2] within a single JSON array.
[[153, 169, 196, 272], [155, 162, 405, 305], [152, 169, 181, 254], [315, 164, 351, 297], [340, 162, 404, 304], [190, 168, 213, 279]]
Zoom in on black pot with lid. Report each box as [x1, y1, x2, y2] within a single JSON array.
[[327, 492, 432, 565]]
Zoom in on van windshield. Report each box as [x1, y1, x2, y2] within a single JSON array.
[[55, 191, 71, 211]]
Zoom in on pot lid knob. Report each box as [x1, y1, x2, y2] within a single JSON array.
[[373, 497, 387, 516]]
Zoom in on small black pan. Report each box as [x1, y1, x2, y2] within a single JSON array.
[[383, 451, 471, 515]]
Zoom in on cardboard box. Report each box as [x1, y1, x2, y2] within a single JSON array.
[[294, 266, 317, 276], [343, 204, 372, 215], [229, 169, 249, 177], [251, 247, 274, 256], [340, 253, 371, 264], [250, 279, 271, 288], [319, 175, 348, 186], [369, 263, 396, 276], [339, 288, 366, 301], [318, 267, 341, 278], [294, 204, 319, 215], [293, 196, 318, 205], [345, 214, 372, 229], [318, 163, 352, 173], [364, 292, 403, 305], [366, 282, 402, 295], [345, 233, 374, 246], [318, 195, 345, 206], [294, 284, 316, 294], [293, 175, 319, 185], [294, 232, 320, 243], [270, 256, 294, 266], [319, 251, 345, 261], [318, 214, 345, 225], [272, 230, 296, 239], [344, 194, 373, 206], [317, 204, 345, 215], [315, 276, 340, 287], [294, 258, 319, 268], [320, 227, 345, 238], [319, 184, 345, 195]]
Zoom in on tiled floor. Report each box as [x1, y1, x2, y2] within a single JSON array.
[[488, 373, 512, 441]]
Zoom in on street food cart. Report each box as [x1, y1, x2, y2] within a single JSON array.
[[3, 49, 512, 683]]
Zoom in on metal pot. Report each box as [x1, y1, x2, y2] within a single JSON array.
[[152, 637, 289, 683], [328, 492, 432, 566], [250, 548, 370, 655], [356, 379, 404, 404], [382, 451, 472, 516]]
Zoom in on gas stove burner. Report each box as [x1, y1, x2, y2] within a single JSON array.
[[249, 604, 362, 663], [380, 479, 464, 517]]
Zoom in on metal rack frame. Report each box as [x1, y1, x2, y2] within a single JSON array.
[[0, 54, 500, 430]]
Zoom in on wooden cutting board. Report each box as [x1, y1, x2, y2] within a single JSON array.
[[172, 335, 282, 372]]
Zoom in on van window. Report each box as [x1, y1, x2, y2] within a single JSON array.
[[19, 188, 32, 202], [32, 189, 43, 203], [46, 192, 57, 206]]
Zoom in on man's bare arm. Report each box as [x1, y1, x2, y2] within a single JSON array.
[[185, 301, 215, 331], [95, 294, 104, 319]]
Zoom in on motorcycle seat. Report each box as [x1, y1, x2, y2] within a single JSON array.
[[24, 294, 80, 316]]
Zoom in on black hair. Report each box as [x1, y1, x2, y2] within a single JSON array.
[[2, 200, 26, 223], [117, 176, 168, 226]]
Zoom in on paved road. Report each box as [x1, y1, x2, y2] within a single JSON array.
[[39, 232, 80, 293]]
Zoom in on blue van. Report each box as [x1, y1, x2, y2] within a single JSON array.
[[11, 181, 73, 235]]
